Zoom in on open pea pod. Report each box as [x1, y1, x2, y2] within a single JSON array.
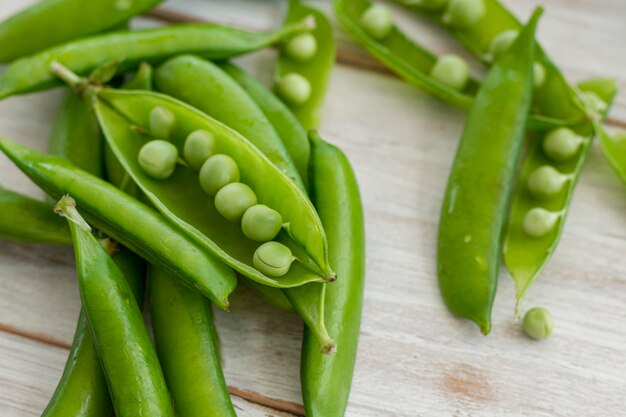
[[95, 88, 333, 287], [503, 79, 619, 311]]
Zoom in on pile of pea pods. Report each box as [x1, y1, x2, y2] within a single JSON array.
[[336, 0, 625, 339], [0, 0, 365, 416]]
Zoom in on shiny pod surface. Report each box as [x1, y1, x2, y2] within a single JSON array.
[[96, 88, 333, 287]]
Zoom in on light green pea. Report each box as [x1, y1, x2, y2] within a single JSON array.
[[522, 208, 559, 238], [443, 0, 485, 28], [149, 106, 176, 139], [242, 204, 283, 242], [523, 307, 554, 340], [276, 73, 312, 106], [360, 4, 394, 40], [199, 154, 240, 196], [580, 91, 607, 115], [285, 33, 318, 62], [137, 139, 178, 180], [488, 30, 519, 61], [184, 130, 216, 172], [253, 241, 294, 277], [430, 55, 469, 91], [527, 165, 568, 200], [214, 182, 257, 222], [533, 62, 546, 89], [543, 127, 584, 162], [409, 0, 449, 11]]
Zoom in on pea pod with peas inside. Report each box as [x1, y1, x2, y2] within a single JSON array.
[[438, 9, 540, 334], [274, 0, 336, 130], [0, 17, 314, 100]]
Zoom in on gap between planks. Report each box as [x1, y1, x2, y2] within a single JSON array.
[[145, 7, 626, 129], [0, 326, 305, 416]]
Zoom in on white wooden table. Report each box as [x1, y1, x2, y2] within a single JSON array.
[[1, 0, 625, 415]]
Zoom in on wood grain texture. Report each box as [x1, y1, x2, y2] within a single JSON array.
[[1, 0, 626, 416]]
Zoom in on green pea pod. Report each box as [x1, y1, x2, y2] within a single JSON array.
[[92, 87, 333, 286], [154, 55, 305, 190], [221, 63, 310, 186], [0, 187, 70, 245], [43, 243, 146, 417], [242, 279, 295, 312], [598, 124, 626, 185], [49, 90, 104, 178], [55, 196, 175, 417], [0, 136, 237, 309], [275, 0, 336, 130], [0, 0, 163, 63], [302, 132, 366, 415], [504, 79, 619, 310], [150, 267, 236, 417], [438, 9, 540, 334], [0, 18, 314, 100]]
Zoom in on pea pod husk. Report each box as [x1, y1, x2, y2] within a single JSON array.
[[57, 197, 175, 417], [94, 88, 333, 287], [301, 132, 365, 415], [276, 0, 336, 130], [0, 18, 314, 100], [438, 9, 540, 334], [0, 136, 237, 309]]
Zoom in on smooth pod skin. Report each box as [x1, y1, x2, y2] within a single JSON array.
[[0, 136, 237, 309], [154, 55, 304, 189], [0, 187, 70, 245], [301, 132, 366, 415], [49, 90, 103, 178], [438, 10, 540, 334], [276, 0, 336, 130], [0, 0, 163, 63], [0, 18, 314, 100], [150, 267, 237, 417], [221, 63, 310, 186], [94, 88, 333, 287], [42, 246, 146, 417], [57, 197, 175, 417]]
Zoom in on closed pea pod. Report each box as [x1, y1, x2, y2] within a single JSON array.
[[438, 10, 540, 334]]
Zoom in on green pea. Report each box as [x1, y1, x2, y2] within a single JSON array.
[[527, 165, 568, 200], [523, 307, 553, 340], [543, 127, 584, 162], [580, 91, 607, 115], [214, 182, 257, 222], [241, 204, 283, 242], [199, 154, 240, 196], [184, 130, 216, 172], [149, 106, 176, 139], [360, 4, 394, 40], [443, 0, 485, 28], [533, 62, 546, 89], [276, 73, 312, 106], [253, 241, 294, 277], [285, 33, 318, 62], [137, 139, 178, 180], [410, 0, 449, 11], [488, 30, 519, 60], [522, 208, 559, 238], [430, 55, 469, 91]]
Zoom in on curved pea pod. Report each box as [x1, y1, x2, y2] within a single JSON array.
[[302, 132, 366, 415], [55, 196, 175, 417], [438, 9, 540, 334], [154, 55, 304, 189], [275, 0, 336, 130], [0, 18, 314, 100], [0, 136, 236, 309], [95, 88, 334, 287], [221, 63, 310, 186], [150, 267, 237, 417], [0, 187, 70, 245], [504, 79, 619, 311], [0, 0, 162, 63], [42, 244, 146, 417]]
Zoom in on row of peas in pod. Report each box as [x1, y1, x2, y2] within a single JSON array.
[[357, 0, 547, 93], [138, 106, 294, 277]]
